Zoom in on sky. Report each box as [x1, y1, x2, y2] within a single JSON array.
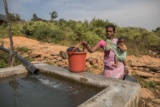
[[0, 0, 160, 31]]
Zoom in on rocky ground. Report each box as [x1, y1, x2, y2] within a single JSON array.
[[1, 36, 160, 107]]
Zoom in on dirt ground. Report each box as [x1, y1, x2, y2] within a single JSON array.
[[1, 36, 160, 64]]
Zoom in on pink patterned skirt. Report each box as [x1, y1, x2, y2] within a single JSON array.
[[104, 60, 124, 79]]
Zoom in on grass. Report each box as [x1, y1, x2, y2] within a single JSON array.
[[0, 48, 32, 68], [16, 46, 29, 53], [133, 74, 159, 88], [0, 51, 8, 68]]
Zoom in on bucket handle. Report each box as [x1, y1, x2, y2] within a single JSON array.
[[69, 42, 85, 55]]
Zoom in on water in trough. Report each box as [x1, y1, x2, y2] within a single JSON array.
[[0, 74, 101, 107]]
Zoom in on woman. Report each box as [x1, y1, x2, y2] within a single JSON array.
[[83, 24, 128, 79]]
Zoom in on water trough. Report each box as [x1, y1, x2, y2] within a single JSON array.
[[0, 62, 141, 107]]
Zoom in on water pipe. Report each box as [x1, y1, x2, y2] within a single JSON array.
[[0, 46, 39, 75]]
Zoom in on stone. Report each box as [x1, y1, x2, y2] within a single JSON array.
[[149, 50, 157, 56], [147, 78, 160, 82], [140, 88, 155, 99], [0, 43, 4, 47], [146, 102, 154, 107], [92, 69, 103, 75], [30, 53, 41, 58], [50, 52, 59, 56], [144, 68, 150, 71], [136, 71, 153, 78], [154, 104, 160, 107], [132, 67, 138, 70], [97, 59, 103, 65], [44, 54, 51, 58], [52, 55, 58, 59], [86, 63, 91, 68], [59, 51, 68, 59], [155, 54, 160, 58], [156, 85, 160, 89], [146, 65, 160, 72], [55, 57, 63, 61], [138, 67, 144, 70], [85, 67, 92, 72], [153, 73, 160, 78], [131, 61, 146, 67], [34, 57, 41, 61], [88, 58, 97, 65], [152, 98, 160, 104], [62, 65, 68, 68], [62, 59, 68, 64], [40, 56, 45, 60]]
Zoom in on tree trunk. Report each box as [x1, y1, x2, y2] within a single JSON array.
[[3, 0, 15, 67]]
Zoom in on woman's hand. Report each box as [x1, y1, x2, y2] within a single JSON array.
[[82, 41, 91, 51], [81, 41, 88, 47], [81, 41, 100, 53], [124, 66, 129, 74]]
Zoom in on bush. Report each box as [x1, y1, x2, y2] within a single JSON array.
[[0, 50, 32, 68], [11, 22, 24, 36], [32, 26, 65, 43], [0, 19, 160, 56], [0, 51, 9, 68], [84, 31, 101, 46], [0, 23, 8, 38]]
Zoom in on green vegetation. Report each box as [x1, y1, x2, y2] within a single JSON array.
[[0, 51, 22, 68], [0, 51, 8, 68], [0, 17, 160, 56], [134, 74, 160, 88], [0, 47, 32, 68], [16, 46, 29, 53]]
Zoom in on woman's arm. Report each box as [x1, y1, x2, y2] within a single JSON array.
[[83, 42, 101, 53]]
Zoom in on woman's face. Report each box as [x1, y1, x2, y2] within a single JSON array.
[[106, 27, 114, 39]]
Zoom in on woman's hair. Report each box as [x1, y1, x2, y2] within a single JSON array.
[[106, 24, 116, 32]]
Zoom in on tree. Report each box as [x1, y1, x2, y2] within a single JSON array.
[[155, 27, 160, 37], [15, 14, 20, 21], [3, 0, 15, 66], [50, 11, 58, 20], [8, 13, 21, 22], [31, 13, 38, 21]]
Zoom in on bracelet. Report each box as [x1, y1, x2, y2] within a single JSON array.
[[124, 66, 128, 69]]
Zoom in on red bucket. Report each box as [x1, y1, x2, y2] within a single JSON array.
[[67, 42, 86, 73]]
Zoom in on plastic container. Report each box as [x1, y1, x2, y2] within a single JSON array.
[[67, 42, 86, 73]]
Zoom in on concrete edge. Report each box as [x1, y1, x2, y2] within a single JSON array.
[[0, 65, 28, 78]]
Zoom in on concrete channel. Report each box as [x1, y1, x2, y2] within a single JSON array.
[[0, 62, 141, 107]]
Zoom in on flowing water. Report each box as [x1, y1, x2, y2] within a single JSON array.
[[0, 74, 101, 107]]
